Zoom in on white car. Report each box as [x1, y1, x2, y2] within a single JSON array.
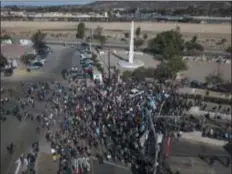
[[81, 53, 92, 59], [32, 59, 47, 65]]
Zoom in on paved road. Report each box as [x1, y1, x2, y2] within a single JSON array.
[[0, 45, 80, 174], [45, 40, 231, 57], [169, 139, 231, 174]]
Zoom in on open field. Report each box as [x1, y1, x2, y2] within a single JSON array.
[[2, 21, 231, 34], [1, 21, 231, 50]]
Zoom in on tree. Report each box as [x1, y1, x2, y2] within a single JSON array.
[[147, 30, 185, 59], [21, 54, 36, 65], [154, 62, 173, 81], [99, 35, 106, 48], [205, 73, 224, 85], [167, 55, 187, 77], [185, 41, 204, 52], [191, 35, 197, 43], [0, 34, 12, 41], [0, 53, 8, 68], [93, 26, 103, 40], [175, 26, 180, 33], [154, 55, 187, 81], [132, 67, 156, 81], [185, 35, 204, 53], [225, 46, 232, 53], [135, 27, 141, 38], [76, 22, 85, 39], [134, 38, 144, 49], [124, 32, 129, 38], [31, 30, 47, 55], [143, 33, 148, 40], [122, 71, 133, 80]]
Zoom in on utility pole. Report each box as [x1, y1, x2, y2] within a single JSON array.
[[90, 28, 93, 54], [146, 106, 182, 174], [108, 48, 111, 85]]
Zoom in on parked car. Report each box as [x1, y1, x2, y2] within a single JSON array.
[[4, 68, 13, 77], [32, 58, 47, 65], [27, 62, 43, 72]]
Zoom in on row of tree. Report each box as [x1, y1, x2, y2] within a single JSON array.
[[147, 28, 205, 59], [76, 22, 231, 55], [76, 22, 106, 48]]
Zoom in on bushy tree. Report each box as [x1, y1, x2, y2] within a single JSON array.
[[154, 62, 173, 81], [99, 35, 106, 48], [225, 46, 232, 53], [135, 27, 141, 38], [0, 34, 12, 41], [93, 26, 103, 40], [205, 73, 224, 85], [147, 30, 185, 59], [143, 33, 148, 40], [124, 32, 129, 38], [154, 56, 187, 81], [21, 54, 36, 65], [122, 71, 133, 80], [76, 22, 85, 39], [0, 53, 8, 68], [31, 30, 47, 55], [134, 38, 144, 48], [167, 55, 187, 75], [185, 35, 204, 53]]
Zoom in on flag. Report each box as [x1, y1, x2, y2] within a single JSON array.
[[96, 127, 100, 136], [165, 136, 171, 159]]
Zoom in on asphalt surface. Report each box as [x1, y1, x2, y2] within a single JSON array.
[[169, 139, 231, 174], [0, 45, 80, 174], [45, 39, 231, 57], [1, 45, 230, 174]]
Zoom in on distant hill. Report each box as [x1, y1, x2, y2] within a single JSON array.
[[83, 1, 231, 10]]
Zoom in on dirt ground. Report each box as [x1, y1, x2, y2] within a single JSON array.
[[2, 21, 231, 34], [1, 21, 231, 50]]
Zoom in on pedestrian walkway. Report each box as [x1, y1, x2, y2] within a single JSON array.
[[34, 139, 59, 174], [178, 87, 231, 99], [181, 131, 228, 147], [35, 152, 59, 174]]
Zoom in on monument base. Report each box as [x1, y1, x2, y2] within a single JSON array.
[[118, 60, 144, 69]]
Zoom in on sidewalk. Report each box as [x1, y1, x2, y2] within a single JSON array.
[[181, 131, 228, 147], [34, 138, 59, 174], [178, 87, 231, 99]]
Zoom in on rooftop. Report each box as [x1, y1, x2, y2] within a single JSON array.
[[1, 44, 35, 59]]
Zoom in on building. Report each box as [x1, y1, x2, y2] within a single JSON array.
[[1, 43, 35, 68]]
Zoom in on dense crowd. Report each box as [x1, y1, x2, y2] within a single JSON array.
[[1, 67, 231, 174]]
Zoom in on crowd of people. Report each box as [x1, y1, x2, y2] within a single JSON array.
[[1, 65, 231, 174]]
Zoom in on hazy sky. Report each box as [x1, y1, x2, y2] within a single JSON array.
[[2, 1, 94, 7]]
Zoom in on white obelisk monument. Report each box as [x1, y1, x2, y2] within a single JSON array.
[[129, 21, 135, 64], [118, 21, 144, 69]]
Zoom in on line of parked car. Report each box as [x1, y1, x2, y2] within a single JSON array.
[[79, 43, 95, 74]]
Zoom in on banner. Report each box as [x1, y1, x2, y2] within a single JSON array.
[[72, 157, 91, 172]]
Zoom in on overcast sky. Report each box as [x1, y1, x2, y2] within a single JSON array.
[[2, 1, 94, 7]]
